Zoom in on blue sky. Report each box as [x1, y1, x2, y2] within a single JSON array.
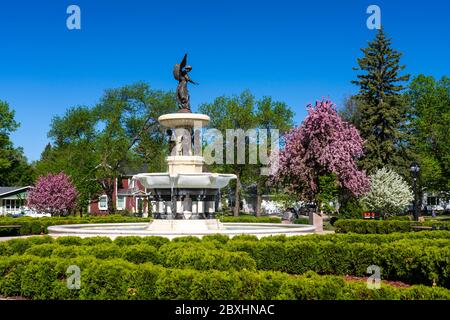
[[0, 0, 449, 161]]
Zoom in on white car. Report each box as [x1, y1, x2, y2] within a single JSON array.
[[22, 209, 51, 218]]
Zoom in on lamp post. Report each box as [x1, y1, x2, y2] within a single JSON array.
[[410, 162, 420, 221]]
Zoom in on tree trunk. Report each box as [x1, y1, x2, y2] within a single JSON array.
[[234, 172, 241, 217], [255, 193, 262, 217], [255, 177, 263, 217], [100, 178, 116, 215], [106, 185, 115, 215]]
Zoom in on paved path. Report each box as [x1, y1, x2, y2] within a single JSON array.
[[0, 235, 44, 242]]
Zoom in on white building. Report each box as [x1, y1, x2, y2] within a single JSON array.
[[0, 186, 30, 216]]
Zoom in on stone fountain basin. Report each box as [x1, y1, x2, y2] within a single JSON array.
[[158, 113, 210, 128], [47, 222, 316, 239], [133, 172, 237, 189]]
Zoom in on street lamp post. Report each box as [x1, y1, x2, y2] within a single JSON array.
[[410, 162, 420, 221]]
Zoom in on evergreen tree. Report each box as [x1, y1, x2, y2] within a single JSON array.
[[352, 28, 410, 175]]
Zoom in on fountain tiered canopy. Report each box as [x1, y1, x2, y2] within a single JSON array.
[[133, 112, 237, 220]]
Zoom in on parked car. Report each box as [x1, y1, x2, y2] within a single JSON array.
[[22, 209, 51, 218]]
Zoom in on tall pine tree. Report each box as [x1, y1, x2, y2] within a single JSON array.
[[352, 28, 410, 175]]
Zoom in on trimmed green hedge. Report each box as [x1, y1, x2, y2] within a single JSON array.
[[224, 239, 450, 287], [2, 231, 449, 288], [219, 216, 281, 223], [293, 218, 310, 224], [0, 255, 448, 300], [334, 219, 450, 234], [0, 215, 152, 236]]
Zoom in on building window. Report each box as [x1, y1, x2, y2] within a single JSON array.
[[117, 196, 125, 210], [99, 195, 108, 210], [427, 197, 438, 206]]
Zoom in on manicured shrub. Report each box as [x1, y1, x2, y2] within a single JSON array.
[[0, 255, 450, 300], [128, 263, 164, 299], [162, 247, 256, 272], [122, 244, 160, 264], [0, 255, 36, 297], [334, 219, 412, 233], [140, 236, 170, 249], [56, 236, 84, 246], [333, 219, 450, 234], [52, 245, 85, 258], [190, 270, 239, 299], [259, 235, 288, 242], [230, 234, 259, 241], [114, 236, 143, 246], [78, 259, 135, 300], [220, 216, 281, 223], [20, 258, 60, 299], [154, 268, 197, 300], [172, 236, 202, 243], [202, 234, 230, 244], [84, 244, 121, 260], [386, 215, 411, 221], [81, 237, 113, 246], [24, 243, 58, 257], [293, 218, 309, 224]]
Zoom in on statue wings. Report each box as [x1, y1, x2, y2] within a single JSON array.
[[173, 54, 188, 81]]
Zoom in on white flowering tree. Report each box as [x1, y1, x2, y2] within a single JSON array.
[[362, 168, 413, 217]]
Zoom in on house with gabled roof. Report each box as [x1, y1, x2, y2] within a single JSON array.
[[0, 186, 31, 216]]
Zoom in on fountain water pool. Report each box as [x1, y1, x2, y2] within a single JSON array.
[[47, 222, 316, 240]]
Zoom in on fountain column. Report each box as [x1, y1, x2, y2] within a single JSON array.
[[197, 194, 206, 219]]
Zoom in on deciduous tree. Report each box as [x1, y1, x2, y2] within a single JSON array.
[[28, 172, 78, 215], [361, 167, 413, 217], [271, 100, 369, 212]]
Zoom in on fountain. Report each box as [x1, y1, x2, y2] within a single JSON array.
[[48, 54, 315, 238]]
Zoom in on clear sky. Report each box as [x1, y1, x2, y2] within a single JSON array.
[[0, 0, 449, 161]]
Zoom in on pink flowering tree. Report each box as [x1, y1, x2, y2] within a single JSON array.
[[271, 100, 370, 212], [28, 172, 78, 216]]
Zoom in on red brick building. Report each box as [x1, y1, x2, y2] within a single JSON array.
[[88, 172, 149, 216]]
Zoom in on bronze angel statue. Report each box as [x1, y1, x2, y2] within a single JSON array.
[[173, 54, 197, 112]]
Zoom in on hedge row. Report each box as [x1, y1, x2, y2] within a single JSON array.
[[0, 239, 255, 272], [334, 219, 450, 234], [0, 255, 449, 300], [0, 215, 152, 236], [1, 232, 449, 287], [224, 239, 450, 288], [219, 216, 281, 223]]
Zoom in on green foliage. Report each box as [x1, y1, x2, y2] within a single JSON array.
[[334, 219, 450, 234], [0, 100, 34, 185], [162, 247, 256, 271], [1, 230, 450, 300], [293, 218, 309, 224], [407, 75, 450, 191], [0, 215, 152, 236], [219, 215, 281, 223], [35, 83, 177, 213], [122, 244, 160, 264], [317, 173, 339, 214], [199, 91, 294, 216], [0, 255, 448, 300], [338, 196, 367, 219]]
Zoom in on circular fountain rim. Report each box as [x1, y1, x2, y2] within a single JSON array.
[[47, 222, 316, 239]]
